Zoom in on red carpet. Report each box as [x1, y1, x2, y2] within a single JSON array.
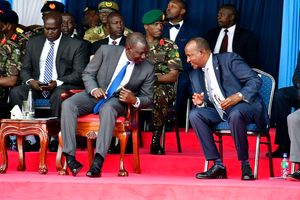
[[0, 128, 299, 200]]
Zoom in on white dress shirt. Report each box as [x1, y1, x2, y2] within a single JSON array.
[[202, 53, 225, 109], [169, 20, 184, 41], [213, 24, 236, 54], [108, 36, 122, 45], [38, 33, 63, 86]]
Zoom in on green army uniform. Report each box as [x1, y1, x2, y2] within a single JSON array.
[[147, 38, 182, 129], [83, 24, 132, 43], [0, 28, 27, 101]]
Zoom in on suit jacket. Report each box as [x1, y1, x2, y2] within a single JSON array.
[[162, 22, 200, 72], [91, 36, 126, 55], [21, 34, 89, 86], [189, 52, 269, 131], [82, 45, 155, 108], [205, 27, 257, 67]]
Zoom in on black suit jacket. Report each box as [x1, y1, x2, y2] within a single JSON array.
[[162, 22, 200, 72], [21, 34, 89, 86], [205, 27, 257, 67], [91, 36, 127, 55]]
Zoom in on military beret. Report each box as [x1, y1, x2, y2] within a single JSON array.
[[98, 1, 119, 12], [41, 1, 65, 13], [0, 0, 12, 10], [0, 9, 19, 24], [142, 9, 163, 25]]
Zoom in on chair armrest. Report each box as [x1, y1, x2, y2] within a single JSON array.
[[61, 89, 84, 100]]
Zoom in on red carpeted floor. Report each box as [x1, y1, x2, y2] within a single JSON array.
[[0, 128, 299, 200]]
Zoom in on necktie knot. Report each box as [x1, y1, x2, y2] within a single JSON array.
[[112, 40, 117, 45], [168, 23, 180, 30], [224, 29, 228, 33], [49, 42, 54, 47]]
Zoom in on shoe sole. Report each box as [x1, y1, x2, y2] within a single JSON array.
[[71, 165, 83, 176], [196, 175, 227, 179], [287, 176, 300, 181]]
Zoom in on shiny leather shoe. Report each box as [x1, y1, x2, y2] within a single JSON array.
[[64, 153, 83, 176], [86, 153, 103, 178], [241, 165, 255, 180], [150, 131, 165, 155], [196, 164, 227, 179], [287, 169, 300, 181]]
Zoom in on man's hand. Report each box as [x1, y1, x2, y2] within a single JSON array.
[[220, 93, 243, 110], [119, 87, 136, 104], [91, 88, 107, 100], [192, 92, 205, 106], [40, 80, 57, 91], [29, 80, 43, 91]]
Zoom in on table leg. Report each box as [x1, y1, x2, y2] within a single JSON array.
[[0, 134, 8, 173], [39, 133, 49, 174], [16, 135, 26, 171]]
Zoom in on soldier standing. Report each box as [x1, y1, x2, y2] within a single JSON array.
[[0, 9, 28, 150], [142, 9, 182, 155]]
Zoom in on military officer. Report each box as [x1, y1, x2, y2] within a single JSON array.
[[142, 9, 182, 155], [0, 9, 28, 149], [83, 1, 132, 43]]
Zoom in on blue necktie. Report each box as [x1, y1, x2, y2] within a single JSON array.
[[93, 61, 130, 114], [42, 42, 54, 98]]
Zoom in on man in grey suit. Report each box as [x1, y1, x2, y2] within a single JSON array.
[[61, 32, 155, 177], [9, 12, 89, 150]]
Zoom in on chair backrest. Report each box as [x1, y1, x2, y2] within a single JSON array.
[[253, 68, 276, 118]]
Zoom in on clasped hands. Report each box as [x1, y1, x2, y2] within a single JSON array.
[[91, 87, 137, 104], [29, 80, 57, 91], [192, 92, 243, 110]]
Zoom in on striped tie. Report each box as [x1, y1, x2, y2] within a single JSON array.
[[42, 42, 54, 98]]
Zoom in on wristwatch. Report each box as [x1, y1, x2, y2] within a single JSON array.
[[237, 92, 243, 99]]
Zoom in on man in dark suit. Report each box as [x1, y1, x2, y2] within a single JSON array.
[[185, 37, 269, 180], [205, 4, 257, 67], [162, 0, 200, 127], [61, 32, 155, 177], [91, 12, 126, 56], [9, 12, 89, 149], [270, 52, 300, 157]]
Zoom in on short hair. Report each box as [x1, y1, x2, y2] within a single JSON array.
[[107, 11, 123, 22], [187, 37, 211, 51], [125, 32, 148, 48], [170, 0, 186, 10], [62, 13, 75, 23], [219, 4, 239, 23], [43, 11, 62, 25]]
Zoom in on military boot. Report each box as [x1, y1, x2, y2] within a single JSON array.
[[150, 130, 165, 155]]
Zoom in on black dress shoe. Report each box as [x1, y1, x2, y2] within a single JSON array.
[[24, 140, 39, 152], [86, 153, 103, 178], [150, 131, 165, 155], [287, 169, 300, 181], [266, 146, 289, 158], [64, 153, 83, 176], [241, 165, 255, 180], [196, 164, 227, 179]]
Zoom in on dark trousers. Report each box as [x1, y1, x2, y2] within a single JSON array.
[[273, 86, 300, 147], [189, 102, 257, 161], [9, 84, 82, 117]]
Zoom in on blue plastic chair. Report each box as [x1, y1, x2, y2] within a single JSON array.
[[204, 68, 275, 179]]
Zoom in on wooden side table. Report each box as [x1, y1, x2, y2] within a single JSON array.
[[0, 118, 60, 174]]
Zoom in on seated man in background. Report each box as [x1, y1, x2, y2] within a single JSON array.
[[142, 9, 182, 155], [0, 9, 28, 150], [61, 32, 155, 177], [91, 12, 126, 56], [84, 1, 132, 43], [9, 12, 89, 151], [186, 37, 269, 180], [270, 52, 300, 157]]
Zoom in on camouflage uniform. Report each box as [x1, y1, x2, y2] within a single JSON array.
[[83, 24, 132, 43], [0, 28, 28, 100], [147, 38, 182, 128]]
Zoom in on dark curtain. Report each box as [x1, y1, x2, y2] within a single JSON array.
[[66, 0, 283, 82]]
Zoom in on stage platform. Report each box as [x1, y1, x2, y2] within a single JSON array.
[[0, 128, 299, 200]]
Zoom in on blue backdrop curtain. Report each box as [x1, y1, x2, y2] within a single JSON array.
[[66, 0, 283, 84], [278, 0, 300, 88]]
